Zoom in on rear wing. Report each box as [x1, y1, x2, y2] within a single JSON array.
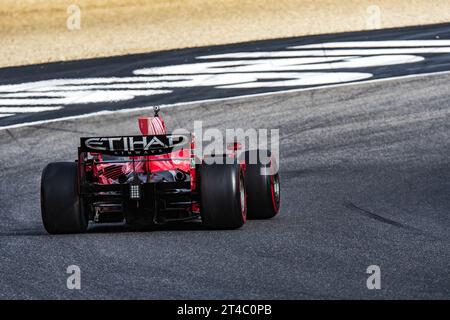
[[79, 134, 190, 156]]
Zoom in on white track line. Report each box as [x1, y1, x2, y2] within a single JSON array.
[[0, 106, 62, 113], [198, 48, 450, 59], [1, 69, 450, 131], [296, 40, 450, 48]]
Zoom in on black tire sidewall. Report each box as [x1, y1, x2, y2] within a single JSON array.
[[41, 162, 87, 234], [241, 150, 280, 219], [200, 159, 246, 229]]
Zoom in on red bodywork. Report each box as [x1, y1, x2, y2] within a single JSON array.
[[90, 115, 194, 187]]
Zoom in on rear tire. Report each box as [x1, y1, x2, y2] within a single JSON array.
[[241, 150, 280, 219], [41, 162, 88, 234], [200, 160, 246, 229]]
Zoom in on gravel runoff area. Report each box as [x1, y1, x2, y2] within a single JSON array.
[[1, 0, 450, 67]]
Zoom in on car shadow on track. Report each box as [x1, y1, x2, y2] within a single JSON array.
[[1, 220, 244, 236], [0, 226, 47, 237], [87, 221, 211, 234]]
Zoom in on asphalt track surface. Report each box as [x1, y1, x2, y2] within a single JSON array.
[[0, 70, 449, 299]]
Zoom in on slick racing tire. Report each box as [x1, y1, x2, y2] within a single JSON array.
[[241, 150, 280, 219], [41, 162, 88, 234], [200, 159, 247, 229]]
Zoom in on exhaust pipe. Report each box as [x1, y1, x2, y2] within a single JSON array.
[[175, 171, 186, 182]]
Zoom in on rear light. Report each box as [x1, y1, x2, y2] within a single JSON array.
[[129, 184, 141, 200]]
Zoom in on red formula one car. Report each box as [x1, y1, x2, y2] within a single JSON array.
[[40, 108, 280, 234]]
